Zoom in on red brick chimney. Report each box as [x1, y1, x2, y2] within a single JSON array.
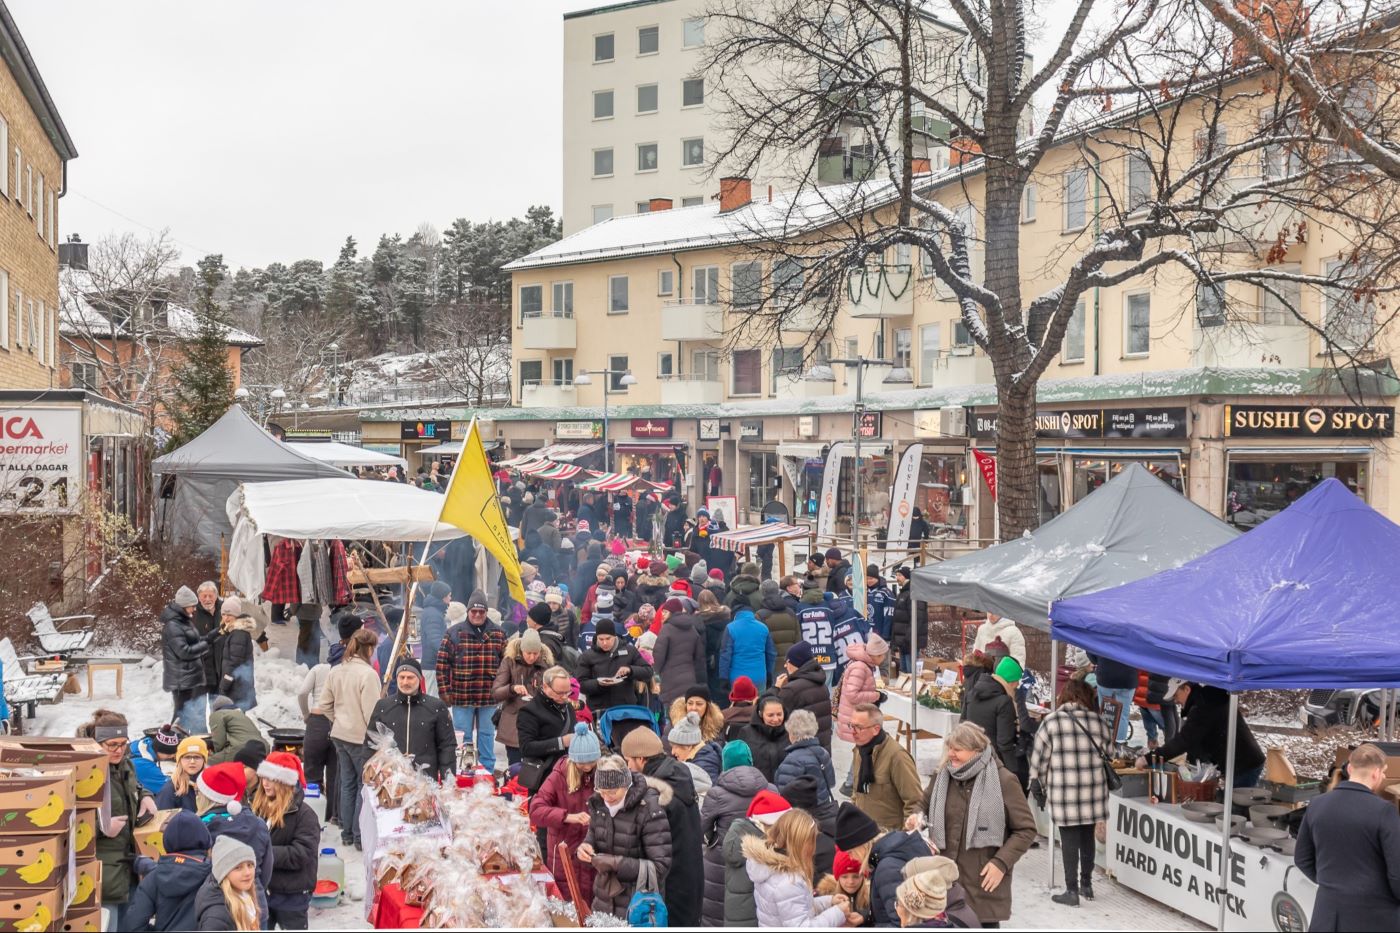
[[911, 157, 932, 175], [719, 176, 752, 213], [649, 197, 673, 212], [950, 138, 982, 167]]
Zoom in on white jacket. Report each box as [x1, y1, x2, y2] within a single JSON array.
[[745, 861, 847, 928], [974, 616, 1027, 668]]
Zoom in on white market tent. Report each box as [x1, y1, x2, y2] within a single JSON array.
[[225, 478, 466, 599], [287, 440, 407, 469]]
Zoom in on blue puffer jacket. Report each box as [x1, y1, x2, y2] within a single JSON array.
[[870, 831, 936, 927], [154, 781, 197, 813], [130, 736, 169, 796], [773, 738, 836, 804], [691, 739, 725, 782], [202, 806, 273, 917], [418, 592, 449, 669], [718, 609, 777, 691], [122, 850, 210, 931]]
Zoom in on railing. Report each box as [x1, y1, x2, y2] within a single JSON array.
[[662, 297, 720, 308], [657, 373, 721, 383], [522, 309, 575, 319], [337, 380, 511, 408], [521, 378, 575, 388]]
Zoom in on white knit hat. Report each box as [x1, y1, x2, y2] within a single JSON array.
[[210, 835, 257, 883]]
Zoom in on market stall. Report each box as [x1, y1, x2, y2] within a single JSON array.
[[287, 440, 408, 469], [708, 521, 811, 576]]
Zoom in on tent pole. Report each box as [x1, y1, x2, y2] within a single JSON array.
[[909, 577, 918, 756], [1048, 634, 1059, 889], [1217, 692, 1239, 932]]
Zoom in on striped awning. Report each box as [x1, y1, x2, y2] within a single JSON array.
[[530, 462, 585, 480], [575, 471, 645, 492], [710, 522, 811, 553], [538, 442, 604, 462], [497, 453, 543, 468]]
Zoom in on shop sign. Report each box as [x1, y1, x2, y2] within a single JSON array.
[[973, 407, 1187, 439], [401, 420, 452, 440], [556, 420, 602, 440], [0, 408, 81, 514], [1107, 797, 1315, 931], [630, 418, 673, 439], [1224, 404, 1395, 438], [698, 418, 721, 441], [797, 415, 817, 438], [855, 411, 883, 438], [740, 420, 763, 441]]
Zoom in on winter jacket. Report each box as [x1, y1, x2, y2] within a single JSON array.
[[700, 765, 769, 926], [794, 589, 837, 670], [773, 738, 836, 804], [692, 739, 725, 782], [490, 636, 554, 746], [829, 596, 869, 680], [522, 502, 552, 539], [1296, 780, 1400, 931], [1029, 702, 1110, 827], [123, 850, 210, 932], [756, 593, 801, 663], [417, 590, 449, 676], [193, 874, 265, 931], [319, 655, 382, 744], [97, 756, 149, 905], [191, 600, 222, 689], [743, 836, 848, 928], [634, 573, 671, 609], [725, 574, 763, 614], [641, 754, 704, 926], [131, 736, 170, 796], [850, 733, 924, 831], [550, 607, 582, 656], [585, 771, 673, 919], [777, 659, 833, 749], [215, 615, 258, 710], [653, 613, 707, 706], [699, 607, 733, 699], [1087, 651, 1137, 690], [154, 779, 198, 813], [207, 708, 266, 766], [722, 817, 763, 926], [961, 674, 1019, 772], [161, 603, 211, 693], [835, 641, 884, 743], [973, 617, 1027, 668], [1156, 683, 1265, 774], [530, 756, 596, 908], [721, 702, 754, 743], [367, 688, 456, 780], [738, 715, 790, 783], [266, 788, 321, 911], [577, 641, 653, 711], [867, 581, 897, 641], [891, 586, 914, 661], [826, 559, 853, 595], [869, 831, 937, 927], [201, 806, 274, 897], [515, 691, 576, 790], [719, 609, 777, 692], [435, 618, 506, 708], [920, 758, 1037, 923]]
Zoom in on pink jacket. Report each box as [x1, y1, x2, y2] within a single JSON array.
[[528, 757, 596, 908], [835, 642, 882, 742]]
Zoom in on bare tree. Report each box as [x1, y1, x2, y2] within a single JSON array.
[[424, 296, 511, 405], [240, 308, 354, 404], [700, 0, 1400, 537]]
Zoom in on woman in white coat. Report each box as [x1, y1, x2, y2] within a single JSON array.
[[743, 809, 861, 928], [972, 614, 1026, 668]]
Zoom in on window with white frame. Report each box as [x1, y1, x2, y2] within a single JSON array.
[[658, 269, 674, 296], [1065, 300, 1085, 362], [0, 118, 7, 198], [637, 142, 658, 172], [552, 358, 574, 385], [593, 147, 614, 177], [26, 298, 38, 352], [1021, 183, 1036, 222], [681, 137, 704, 167], [637, 84, 658, 114], [608, 274, 629, 313], [636, 201, 651, 214], [13, 287, 20, 347], [953, 320, 972, 347], [682, 17, 705, 47], [658, 351, 674, 377], [37, 299, 46, 364], [607, 354, 631, 391], [25, 163, 32, 215], [771, 346, 803, 392], [1258, 266, 1302, 325], [692, 349, 719, 381], [1196, 282, 1225, 327], [0, 269, 7, 348], [551, 281, 574, 315], [46, 191, 54, 248], [638, 25, 659, 55], [693, 265, 720, 302], [682, 78, 704, 107], [1063, 167, 1088, 230], [519, 284, 543, 320], [592, 204, 614, 225], [11, 149, 18, 203], [593, 90, 614, 120], [1324, 258, 1375, 347], [731, 348, 761, 395], [35, 174, 43, 238], [681, 196, 703, 208], [894, 327, 912, 369], [1124, 293, 1151, 356], [894, 242, 912, 270], [919, 324, 941, 382], [845, 337, 859, 359], [773, 257, 803, 296], [594, 33, 615, 62], [519, 360, 543, 394], [730, 261, 763, 306], [1127, 152, 1152, 211]]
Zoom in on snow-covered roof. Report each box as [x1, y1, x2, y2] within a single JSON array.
[[59, 270, 262, 348]]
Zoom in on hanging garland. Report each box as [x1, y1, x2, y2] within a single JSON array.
[[846, 262, 914, 304]]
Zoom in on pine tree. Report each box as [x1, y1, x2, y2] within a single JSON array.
[[167, 254, 236, 448]]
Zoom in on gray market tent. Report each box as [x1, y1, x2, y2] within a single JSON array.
[[911, 463, 1240, 630], [152, 405, 346, 554]]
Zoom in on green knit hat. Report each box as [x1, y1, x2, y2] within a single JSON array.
[[665, 553, 684, 574], [994, 656, 1023, 684], [721, 740, 753, 771]]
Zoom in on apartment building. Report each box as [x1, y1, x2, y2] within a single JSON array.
[[560, 0, 965, 234]]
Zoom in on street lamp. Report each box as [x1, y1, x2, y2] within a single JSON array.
[[235, 384, 287, 425], [816, 356, 893, 555], [574, 367, 638, 472]]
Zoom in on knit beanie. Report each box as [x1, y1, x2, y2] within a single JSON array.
[[197, 762, 248, 815], [596, 589, 615, 610], [690, 562, 709, 584], [637, 631, 657, 652], [596, 564, 612, 580], [594, 619, 617, 638], [428, 580, 451, 601], [780, 774, 820, 809], [746, 789, 791, 825], [519, 629, 543, 654], [708, 568, 725, 581], [467, 590, 489, 611], [163, 810, 212, 854], [648, 559, 667, 576], [665, 554, 684, 573], [257, 750, 306, 788], [866, 563, 881, 579], [528, 601, 553, 626], [728, 676, 758, 703], [865, 632, 890, 658], [221, 596, 243, 617], [152, 724, 181, 755], [897, 857, 961, 918], [210, 835, 257, 884], [667, 712, 704, 747], [740, 562, 760, 577], [568, 723, 602, 764], [446, 601, 468, 624], [835, 802, 880, 850], [545, 586, 564, 607], [786, 640, 815, 668], [721, 740, 753, 771], [233, 740, 268, 771], [994, 656, 1023, 684], [661, 597, 686, 615], [208, 695, 234, 713], [393, 656, 423, 683], [335, 610, 364, 641], [833, 847, 862, 879], [176, 736, 208, 762], [619, 727, 663, 759], [173, 585, 198, 608], [759, 578, 781, 597], [825, 547, 843, 562], [684, 684, 712, 704]]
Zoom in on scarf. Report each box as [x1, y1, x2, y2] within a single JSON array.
[[927, 745, 1006, 853], [856, 730, 887, 794]]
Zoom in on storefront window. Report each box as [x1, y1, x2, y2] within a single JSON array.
[[837, 452, 892, 528], [1038, 458, 1062, 526], [617, 449, 682, 486], [799, 459, 823, 518], [748, 452, 781, 511], [1071, 456, 1184, 506], [916, 453, 971, 539], [1227, 459, 1366, 528]]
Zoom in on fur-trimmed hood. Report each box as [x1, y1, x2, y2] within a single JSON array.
[[741, 832, 807, 878], [642, 773, 676, 807], [502, 635, 556, 667], [636, 573, 670, 589], [222, 614, 257, 634]]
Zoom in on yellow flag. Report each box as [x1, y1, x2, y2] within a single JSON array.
[[437, 419, 526, 605]]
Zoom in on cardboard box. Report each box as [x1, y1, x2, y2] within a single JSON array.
[[0, 886, 64, 931], [0, 832, 69, 893], [71, 811, 94, 861], [66, 859, 97, 909], [57, 908, 100, 933], [0, 771, 75, 835], [0, 740, 104, 808], [1265, 747, 1298, 785], [133, 809, 181, 859]]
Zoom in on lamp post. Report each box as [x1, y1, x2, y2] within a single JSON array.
[[233, 384, 286, 426], [573, 368, 638, 472], [819, 357, 895, 555]]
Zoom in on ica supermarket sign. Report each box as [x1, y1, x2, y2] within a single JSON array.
[[0, 408, 81, 514]]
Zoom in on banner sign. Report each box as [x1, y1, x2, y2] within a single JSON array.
[[1224, 404, 1394, 438], [816, 442, 851, 539], [0, 408, 81, 514], [401, 420, 452, 440], [740, 420, 764, 440], [971, 448, 997, 500], [855, 411, 883, 438], [883, 444, 924, 560], [973, 407, 1188, 439], [556, 421, 602, 440], [630, 418, 672, 439]]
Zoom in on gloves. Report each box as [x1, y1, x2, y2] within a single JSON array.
[[1029, 778, 1048, 810], [875, 690, 888, 705]]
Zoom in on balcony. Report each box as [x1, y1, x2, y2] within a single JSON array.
[[522, 311, 577, 350], [847, 264, 915, 318], [1203, 176, 1309, 252], [779, 303, 828, 333], [921, 347, 994, 388], [660, 374, 724, 405], [661, 299, 724, 341], [773, 366, 837, 400], [1192, 315, 1311, 369], [520, 380, 577, 408], [817, 140, 876, 185]]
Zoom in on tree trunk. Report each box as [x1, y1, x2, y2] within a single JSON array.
[[995, 387, 1038, 541]]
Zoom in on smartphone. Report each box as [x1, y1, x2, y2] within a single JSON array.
[[134, 812, 154, 828]]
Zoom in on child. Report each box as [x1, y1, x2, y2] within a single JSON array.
[[743, 809, 853, 927], [252, 752, 321, 929], [194, 836, 265, 931], [123, 811, 213, 931], [817, 848, 872, 926], [155, 736, 208, 812]]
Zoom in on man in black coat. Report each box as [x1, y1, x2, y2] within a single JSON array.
[[161, 585, 212, 733], [577, 620, 653, 711], [622, 728, 703, 927], [515, 666, 578, 793], [1144, 682, 1266, 785], [191, 582, 222, 699], [773, 642, 834, 750], [1296, 742, 1400, 930], [366, 658, 456, 781]]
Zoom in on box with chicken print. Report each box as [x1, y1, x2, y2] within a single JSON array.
[[0, 740, 105, 808], [66, 859, 98, 910], [0, 831, 70, 893], [70, 811, 94, 861], [0, 771, 75, 835], [57, 907, 99, 933], [0, 887, 63, 932]]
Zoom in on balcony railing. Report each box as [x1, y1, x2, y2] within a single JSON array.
[[661, 298, 724, 341], [659, 372, 723, 404], [522, 310, 577, 350]]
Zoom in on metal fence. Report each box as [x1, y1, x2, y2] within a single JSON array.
[[334, 380, 512, 408]]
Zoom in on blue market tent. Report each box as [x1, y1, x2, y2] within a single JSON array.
[[1049, 477, 1400, 691]]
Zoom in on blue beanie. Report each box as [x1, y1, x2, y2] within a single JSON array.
[[568, 722, 601, 764], [162, 810, 212, 854], [786, 640, 814, 668]]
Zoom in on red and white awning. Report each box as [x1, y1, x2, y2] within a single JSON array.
[[576, 471, 647, 492], [519, 461, 585, 479], [536, 442, 604, 462], [710, 522, 811, 553]]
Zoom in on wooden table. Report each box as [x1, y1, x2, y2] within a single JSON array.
[[85, 662, 123, 699]]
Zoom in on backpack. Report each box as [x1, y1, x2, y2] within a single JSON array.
[[627, 860, 668, 927]]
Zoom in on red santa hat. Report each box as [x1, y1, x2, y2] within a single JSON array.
[[257, 751, 305, 789], [197, 762, 248, 815]]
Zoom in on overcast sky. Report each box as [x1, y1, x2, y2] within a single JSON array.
[[10, 0, 583, 270]]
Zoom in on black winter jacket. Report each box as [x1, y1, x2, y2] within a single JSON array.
[[1088, 653, 1138, 690], [777, 659, 834, 749], [870, 830, 936, 927], [123, 850, 210, 931], [586, 772, 673, 918], [215, 617, 258, 709], [193, 874, 265, 931], [1157, 684, 1265, 773], [367, 689, 456, 780], [641, 755, 703, 927], [266, 789, 321, 910], [738, 713, 790, 783], [756, 594, 800, 663], [891, 587, 914, 659], [191, 601, 221, 689], [515, 692, 575, 790], [577, 642, 653, 710], [699, 607, 732, 697], [653, 613, 707, 706], [960, 675, 1019, 771], [202, 807, 273, 908], [700, 765, 769, 926], [161, 603, 211, 693]]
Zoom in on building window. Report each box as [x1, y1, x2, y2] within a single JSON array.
[[683, 17, 705, 48], [658, 351, 674, 377], [0, 118, 7, 198], [730, 261, 763, 307], [771, 346, 803, 392], [593, 147, 614, 177], [1228, 459, 1366, 528], [607, 354, 630, 391], [692, 349, 719, 381], [894, 242, 912, 270], [919, 324, 941, 382], [749, 452, 780, 511], [11, 149, 18, 203], [636, 201, 651, 214], [894, 327, 912, 368], [1021, 183, 1036, 222], [637, 142, 659, 172], [13, 287, 20, 347], [25, 163, 32, 216], [1065, 300, 1085, 362], [682, 78, 704, 107], [658, 269, 674, 296], [519, 285, 543, 321], [70, 359, 98, 390], [773, 257, 803, 297], [519, 359, 543, 395], [693, 265, 720, 303], [551, 281, 574, 315], [608, 274, 629, 313], [1196, 282, 1225, 327], [637, 84, 659, 114], [593, 89, 614, 120], [592, 204, 614, 225], [594, 33, 615, 62], [1127, 152, 1152, 212], [1124, 293, 1151, 356], [1258, 266, 1302, 325], [1063, 167, 1087, 231], [952, 321, 972, 347], [682, 196, 703, 208], [638, 25, 659, 55], [552, 358, 574, 385], [27, 298, 38, 353], [1324, 258, 1374, 347], [731, 348, 762, 395], [681, 137, 704, 167], [0, 269, 7, 348], [35, 174, 43, 238]]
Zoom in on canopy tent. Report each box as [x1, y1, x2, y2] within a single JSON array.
[[911, 463, 1239, 630], [417, 441, 462, 456], [575, 471, 648, 492], [519, 461, 584, 479], [152, 405, 346, 555], [710, 522, 810, 553], [225, 478, 466, 599], [496, 453, 541, 468], [534, 442, 604, 462], [287, 440, 407, 468]]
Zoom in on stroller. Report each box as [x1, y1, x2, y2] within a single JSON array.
[[596, 704, 660, 753]]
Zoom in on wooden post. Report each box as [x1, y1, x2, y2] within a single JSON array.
[[777, 540, 787, 579], [219, 535, 228, 594]]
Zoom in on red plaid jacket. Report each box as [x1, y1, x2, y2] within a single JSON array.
[[435, 620, 506, 707], [262, 539, 301, 604]]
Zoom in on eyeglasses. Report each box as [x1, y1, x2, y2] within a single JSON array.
[[468, 608, 487, 615], [101, 739, 129, 752], [851, 721, 881, 733]]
